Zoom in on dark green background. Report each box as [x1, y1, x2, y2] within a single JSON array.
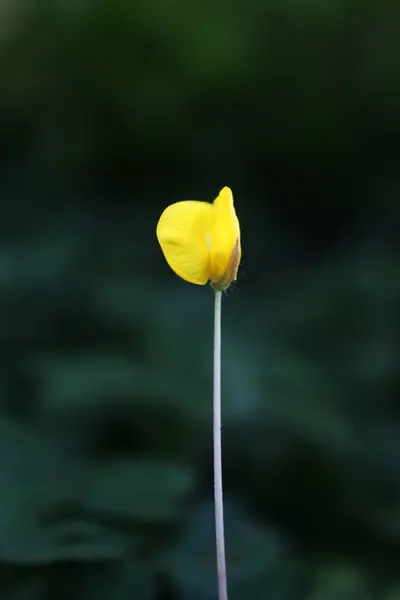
[[0, 0, 399, 598]]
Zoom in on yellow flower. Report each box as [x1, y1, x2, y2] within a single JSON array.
[[156, 187, 241, 290]]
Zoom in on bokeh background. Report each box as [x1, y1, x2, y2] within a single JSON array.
[[0, 0, 399, 598]]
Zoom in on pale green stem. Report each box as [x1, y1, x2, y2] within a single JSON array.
[[213, 289, 228, 600]]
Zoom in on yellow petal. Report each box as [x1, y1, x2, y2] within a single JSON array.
[[209, 187, 241, 286], [156, 200, 214, 285]]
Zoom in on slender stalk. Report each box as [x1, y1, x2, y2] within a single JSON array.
[[213, 289, 228, 600]]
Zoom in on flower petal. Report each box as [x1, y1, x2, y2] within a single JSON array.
[[156, 200, 214, 285], [210, 187, 241, 284]]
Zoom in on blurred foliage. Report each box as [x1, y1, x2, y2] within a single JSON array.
[[0, 0, 399, 598]]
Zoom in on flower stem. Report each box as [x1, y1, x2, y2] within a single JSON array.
[[213, 289, 228, 600]]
